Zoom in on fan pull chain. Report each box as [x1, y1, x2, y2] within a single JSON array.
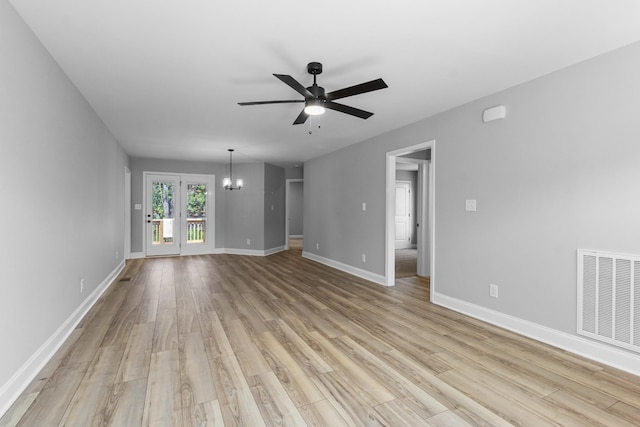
[[308, 117, 321, 135]]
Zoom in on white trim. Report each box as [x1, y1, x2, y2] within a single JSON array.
[[428, 145, 436, 304], [433, 292, 640, 377], [0, 261, 125, 419], [124, 166, 131, 260], [133, 247, 287, 258], [289, 235, 304, 239], [223, 248, 271, 257], [264, 246, 286, 256], [285, 179, 304, 250], [302, 251, 388, 286]]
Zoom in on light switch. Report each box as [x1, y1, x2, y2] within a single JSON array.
[[134, 204, 142, 210], [465, 200, 477, 212], [362, 203, 366, 211]]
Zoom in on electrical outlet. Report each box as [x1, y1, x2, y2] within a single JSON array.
[[246, 239, 251, 245], [80, 279, 85, 293], [489, 284, 499, 298], [116, 251, 119, 260], [362, 254, 366, 263], [316, 243, 319, 250], [362, 203, 366, 211]]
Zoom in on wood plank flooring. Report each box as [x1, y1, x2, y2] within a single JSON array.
[[2, 248, 640, 426]]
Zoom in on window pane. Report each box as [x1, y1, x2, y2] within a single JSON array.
[[186, 183, 206, 243], [152, 181, 175, 245]]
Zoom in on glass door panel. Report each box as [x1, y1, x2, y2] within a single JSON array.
[[186, 183, 207, 244], [181, 175, 214, 255], [145, 174, 181, 256]]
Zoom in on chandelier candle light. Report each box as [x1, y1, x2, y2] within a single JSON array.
[[223, 149, 243, 190]]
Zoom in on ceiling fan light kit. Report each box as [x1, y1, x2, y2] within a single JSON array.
[[304, 98, 325, 116], [238, 62, 388, 125]]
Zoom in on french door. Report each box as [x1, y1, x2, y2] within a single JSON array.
[[145, 173, 214, 257]]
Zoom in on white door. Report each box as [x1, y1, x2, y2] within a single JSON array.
[[395, 181, 411, 249], [146, 174, 181, 256], [181, 175, 215, 255]]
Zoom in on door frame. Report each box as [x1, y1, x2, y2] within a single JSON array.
[[284, 178, 303, 250], [385, 140, 435, 300], [416, 161, 430, 276], [124, 166, 131, 260], [143, 171, 215, 257]]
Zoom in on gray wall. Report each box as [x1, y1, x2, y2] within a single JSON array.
[[289, 181, 304, 236], [304, 41, 640, 345], [395, 170, 418, 245], [220, 163, 266, 250], [129, 158, 286, 252], [264, 163, 286, 249], [285, 165, 304, 180], [129, 158, 228, 251], [0, 0, 128, 391], [305, 143, 386, 272]]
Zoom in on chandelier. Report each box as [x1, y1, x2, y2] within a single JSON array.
[[223, 149, 243, 190]]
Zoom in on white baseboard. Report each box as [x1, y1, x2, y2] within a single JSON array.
[[264, 246, 286, 256], [302, 252, 388, 286], [222, 248, 271, 257], [288, 235, 303, 239], [0, 260, 125, 419], [432, 292, 640, 377], [135, 248, 286, 257]]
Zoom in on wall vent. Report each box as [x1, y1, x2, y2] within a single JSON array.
[[578, 250, 639, 353]]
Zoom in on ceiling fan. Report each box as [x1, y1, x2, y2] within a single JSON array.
[[238, 62, 388, 125]]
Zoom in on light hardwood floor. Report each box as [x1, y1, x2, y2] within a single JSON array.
[[2, 248, 640, 426]]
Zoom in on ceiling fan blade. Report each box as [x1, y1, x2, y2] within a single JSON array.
[[325, 101, 374, 119], [292, 109, 309, 125], [326, 78, 388, 101], [238, 100, 304, 106], [274, 74, 314, 98]]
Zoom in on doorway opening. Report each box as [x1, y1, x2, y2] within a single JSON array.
[[285, 178, 304, 252], [385, 141, 435, 300]]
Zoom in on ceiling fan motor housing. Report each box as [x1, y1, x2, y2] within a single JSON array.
[[307, 84, 326, 100], [307, 62, 323, 75]]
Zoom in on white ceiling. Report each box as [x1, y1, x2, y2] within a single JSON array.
[[9, 0, 640, 167]]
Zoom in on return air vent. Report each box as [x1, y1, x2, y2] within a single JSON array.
[[578, 250, 639, 353]]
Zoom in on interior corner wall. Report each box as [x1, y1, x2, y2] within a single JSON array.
[[288, 182, 304, 236], [223, 163, 265, 250], [285, 165, 304, 179], [304, 41, 640, 356], [264, 163, 286, 250], [0, 0, 128, 405]]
